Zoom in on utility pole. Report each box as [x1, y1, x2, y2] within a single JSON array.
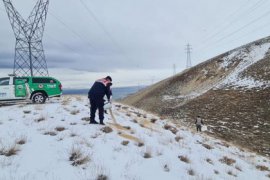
[[185, 43, 192, 69]]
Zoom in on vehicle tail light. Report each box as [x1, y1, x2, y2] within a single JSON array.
[[59, 84, 62, 91]]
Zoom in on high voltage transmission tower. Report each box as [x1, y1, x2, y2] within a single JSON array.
[[185, 43, 192, 69], [3, 0, 49, 77]]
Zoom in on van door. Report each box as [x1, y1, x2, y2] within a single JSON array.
[[14, 79, 27, 97], [0, 77, 12, 100]]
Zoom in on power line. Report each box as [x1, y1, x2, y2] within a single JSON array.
[[197, 8, 270, 53], [200, 0, 269, 48], [202, 0, 251, 42], [79, 0, 132, 61], [213, 9, 270, 45], [217, 21, 270, 48], [49, 11, 95, 49]]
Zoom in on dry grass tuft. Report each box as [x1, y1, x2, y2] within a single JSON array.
[[44, 131, 57, 136], [150, 118, 158, 123], [70, 133, 77, 137], [0, 145, 20, 157], [81, 117, 90, 121], [121, 141, 129, 146], [227, 170, 237, 177], [126, 113, 131, 117], [55, 126, 66, 132], [143, 152, 152, 159], [219, 156, 236, 166], [35, 116, 46, 123], [214, 170, 219, 174], [23, 110, 31, 114], [163, 164, 170, 172], [235, 165, 242, 171], [70, 122, 77, 125], [206, 158, 213, 165], [178, 155, 190, 163], [16, 136, 27, 145], [70, 110, 80, 115], [163, 124, 171, 130], [97, 174, 108, 180], [101, 127, 113, 133], [163, 124, 178, 134], [123, 126, 131, 130], [188, 168, 195, 176], [69, 147, 90, 166], [256, 165, 269, 171], [137, 142, 144, 147], [202, 143, 214, 150], [132, 119, 138, 123], [175, 136, 183, 142]]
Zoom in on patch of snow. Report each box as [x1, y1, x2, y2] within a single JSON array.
[[0, 96, 269, 180], [218, 43, 270, 88]]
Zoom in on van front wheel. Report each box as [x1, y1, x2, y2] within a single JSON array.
[[32, 93, 46, 104]]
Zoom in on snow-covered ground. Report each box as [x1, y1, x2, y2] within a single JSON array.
[[0, 96, 269, 180], [218, 43, 270, 89]]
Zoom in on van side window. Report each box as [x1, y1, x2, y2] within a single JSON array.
[[32, 78, 55, 83], [0, 78, 10, 86], [14, 77, 29, 84]]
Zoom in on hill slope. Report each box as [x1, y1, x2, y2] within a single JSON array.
[[122, 36, 270, 156], [0, 96, 270, 179]]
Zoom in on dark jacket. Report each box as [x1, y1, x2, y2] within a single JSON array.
[[88, 79, 111, 100]]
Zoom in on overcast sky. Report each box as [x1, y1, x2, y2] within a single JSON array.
[[1, 0, 270, 88]]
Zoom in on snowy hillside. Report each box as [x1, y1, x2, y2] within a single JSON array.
[[217, 41, 270, 89], [121, 36, 270, 157], [0, 96, 269, 180]]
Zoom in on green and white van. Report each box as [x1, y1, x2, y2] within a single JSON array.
[[0, 75, 62, 104]]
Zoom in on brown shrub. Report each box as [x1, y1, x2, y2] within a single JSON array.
[[206, 158, 213, 165], [69, 147, 90, 166], [97, 175, 108, 180], [150, 118, 157, 123], [23, 110, 31, 114], [219, 156, 236, 166], [175, 136, 183, 142], [3, 145, 20, 157], [178, 155, 190, 163], [44, 131, 57, 136], [16, 137, 27, 145], [70, 110, 80, 115], [81, 117, 90, 121], [55, 127, 66, 132], [202, 143, 213, 150], [35, 116, 45, 123], [121, 141, 129, 146], [143, 152, 152, 159], [256, 165, 269, 171], [101, 127, 113, 133], [188, 168, 195, 176]]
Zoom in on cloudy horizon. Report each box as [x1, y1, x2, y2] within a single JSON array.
[[1, 0, 270, 87]]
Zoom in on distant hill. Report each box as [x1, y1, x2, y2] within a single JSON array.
[[122, 36, 270, 156]]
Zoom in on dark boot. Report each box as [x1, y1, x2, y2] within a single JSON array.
[[100, 120, 105, 125], [90, 120, 98, 124]]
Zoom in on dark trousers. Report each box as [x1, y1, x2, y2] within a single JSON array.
[[90, 98, 104, 123], [196, 125, 202, 132]]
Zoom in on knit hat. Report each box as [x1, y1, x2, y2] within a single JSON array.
[[106, 76, 112, 82]]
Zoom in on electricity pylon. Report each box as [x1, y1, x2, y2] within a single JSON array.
[[185, 43, 192, 69], [3, 0, 49, 76]]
